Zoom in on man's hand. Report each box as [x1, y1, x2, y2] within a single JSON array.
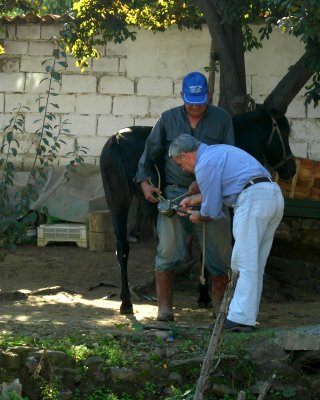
[[180, 194, 202, 208], [140, 181, 161, 203], [189, 181, 200, 194], [189, 210, 202, 224], [189, 210, 212, 224]]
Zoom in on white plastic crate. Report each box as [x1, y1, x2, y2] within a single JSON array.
[[37, 224, 88, 248]]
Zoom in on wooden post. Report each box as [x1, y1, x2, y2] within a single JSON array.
[[193, 270, 239, 400]]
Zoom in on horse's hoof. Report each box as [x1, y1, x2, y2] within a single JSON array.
[[157, 312, 174, 322], [197, 301, 212, 309], [120, 302, 134, 315]]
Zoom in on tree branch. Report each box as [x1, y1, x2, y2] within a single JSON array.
[[263, 52, 315, 115], [193, 270, 239, 400]]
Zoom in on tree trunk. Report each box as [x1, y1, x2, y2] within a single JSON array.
[[193, 0, 316, 115], [219, 19, 247, 110], [207, 39, 216, 105], [192, 0, 245, 112], [263, 52, 315, 115]]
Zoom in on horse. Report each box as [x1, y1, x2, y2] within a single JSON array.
[[100, 108, 297, 315]]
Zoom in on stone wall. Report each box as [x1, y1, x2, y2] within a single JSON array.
[[0, 21, 319, 169], [276, 218, 320, 247]]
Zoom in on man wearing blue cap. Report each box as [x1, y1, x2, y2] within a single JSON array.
[[135, 71, 234, 322]]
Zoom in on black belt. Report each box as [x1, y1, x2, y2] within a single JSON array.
[[243, 176, 273, 190]]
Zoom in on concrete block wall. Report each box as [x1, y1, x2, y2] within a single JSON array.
[[0, 22, 319, 169]]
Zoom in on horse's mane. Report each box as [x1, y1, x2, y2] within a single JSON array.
[[234, 107, 290, 134]]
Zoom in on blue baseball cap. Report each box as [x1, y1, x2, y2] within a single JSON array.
[[182, 71, 208, 105]]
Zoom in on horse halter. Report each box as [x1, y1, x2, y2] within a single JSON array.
[[265, 115, 294, 170]]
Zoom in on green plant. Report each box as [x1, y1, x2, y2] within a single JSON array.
[[220, 328, 275, 356], [0, 333, 33, 349], [165, 386, 194, 400], [135, 381, 158, 400], [67, 344, 92, 362], [0, 391, 29, 400], [179, 339, 194, 353], [95, 338, 136, 369], [40, 379, 60, 400], [168, 323, 183, 338], [86, 388, 132, 400], [149, 351, 163, 368], [0, 42, 88, 255], [0, 105, 37, 253]]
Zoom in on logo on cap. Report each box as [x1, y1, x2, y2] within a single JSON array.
[[188, 85, 203, 94]]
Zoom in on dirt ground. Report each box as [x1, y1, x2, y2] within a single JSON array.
[[0, 236, 320, 337]]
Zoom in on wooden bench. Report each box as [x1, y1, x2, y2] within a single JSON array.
[[274, 157, 320, 219]]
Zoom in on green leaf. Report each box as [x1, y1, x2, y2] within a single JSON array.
[[51, 71, 61, 81], [132, 323, 144, 332], [41, 59, 52, 65], [282, 387, 297, 398], [58, 61, 68, 68], [6, 132, 13, 143]]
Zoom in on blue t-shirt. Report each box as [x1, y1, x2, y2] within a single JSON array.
[[195, 143, 271, 219]]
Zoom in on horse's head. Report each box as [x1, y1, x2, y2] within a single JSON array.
[[264, 114, 296, 180]]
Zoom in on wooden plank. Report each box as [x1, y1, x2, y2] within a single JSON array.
[[284, 198, 320, 219]]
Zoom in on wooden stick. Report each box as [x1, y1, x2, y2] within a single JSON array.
[[257, 374, 276, 400], [237, 391, 246, 400], [193, 270, 239, 400]]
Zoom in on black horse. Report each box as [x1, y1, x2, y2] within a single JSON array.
[[100, 108, 296, 315]]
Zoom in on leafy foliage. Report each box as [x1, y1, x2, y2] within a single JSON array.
[[61, 0, 203, 70], [2, 1, 320, 106], [60, 0, 320, 106], [0, 42, 88, 255], [0, 0, 73, 16], [259, 0, 320, 104]]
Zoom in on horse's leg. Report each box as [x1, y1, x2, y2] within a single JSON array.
[[198, 265, 211, 308], [112, 207, 133, 315]]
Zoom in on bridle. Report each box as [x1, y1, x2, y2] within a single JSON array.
[[265, 114, 294, 170]]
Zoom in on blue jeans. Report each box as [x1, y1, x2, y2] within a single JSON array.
[[155, 185, 232, 276], [227, 182, 284, 326]]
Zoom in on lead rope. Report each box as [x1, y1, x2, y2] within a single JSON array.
[[147, 164, 165, 201], [150, 163, 192, 203]]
